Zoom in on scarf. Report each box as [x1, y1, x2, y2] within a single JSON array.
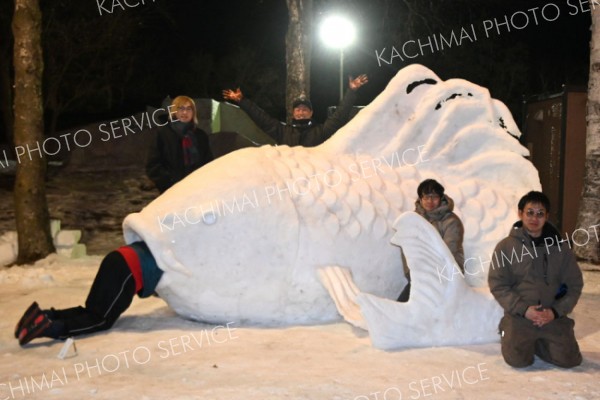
[[172, 121, 201, 169]]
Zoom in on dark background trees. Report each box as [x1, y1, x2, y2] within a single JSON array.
[[312, 0, 590, 123], [0, 1, 14, 148], [286, 0, 312, 123], [0, 0, 290, 148], [0, 0, 591, 149]]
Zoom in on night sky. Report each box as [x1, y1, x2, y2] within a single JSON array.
[[0, 0, 594, 137]]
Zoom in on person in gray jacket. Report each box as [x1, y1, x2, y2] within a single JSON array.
[[488, 191, 583, 368], [397, 179, 465, 301]]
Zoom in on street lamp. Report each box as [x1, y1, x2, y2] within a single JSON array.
[[319, 15, 356, 102]]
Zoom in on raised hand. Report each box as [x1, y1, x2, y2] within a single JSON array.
[[349, 74, 369, 91], [222, 87, 243, 103]]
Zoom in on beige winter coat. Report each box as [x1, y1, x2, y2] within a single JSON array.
[[414, 194, 465, 270]]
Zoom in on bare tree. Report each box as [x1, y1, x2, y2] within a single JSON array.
[[286, 0, 313, 123], [12, 0, 54, 264], [575, 8, 600, 263], [0, 1, 14, 146]]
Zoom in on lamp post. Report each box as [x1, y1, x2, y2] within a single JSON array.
[[319, 15, 356, 102]]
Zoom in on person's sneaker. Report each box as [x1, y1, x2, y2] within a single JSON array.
[[17, 308, 52, 346], [14, 302, 41, 338]]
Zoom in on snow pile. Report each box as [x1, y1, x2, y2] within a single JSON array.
[[0, 231, 17, 267], [0, 220, 86, 268], [52, 220, 86, 259]]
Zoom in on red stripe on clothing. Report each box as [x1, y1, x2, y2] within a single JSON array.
[[117, 246, 143, 294]]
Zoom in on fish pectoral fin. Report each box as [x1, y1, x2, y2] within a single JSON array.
[[318, 266, 367, 330], [393, 212, 468, 309]]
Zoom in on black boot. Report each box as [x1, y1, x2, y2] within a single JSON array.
[[15, 302, 52, 346], [14, 301, 40, 338]]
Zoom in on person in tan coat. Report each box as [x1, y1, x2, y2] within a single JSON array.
[[413, 179, 465, 269], [488, 191, 583, 368], [397, 179, 465, 301]]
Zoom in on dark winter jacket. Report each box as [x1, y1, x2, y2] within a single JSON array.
[[146, 121, 213, 193], [238, 89, 359, 147], [115, 241, 163, 298], [488, 222, 583, 318], [414, 194, 465, 270]]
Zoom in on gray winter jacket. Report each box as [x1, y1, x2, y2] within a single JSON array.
[[487, 222, 583, 318], [414, 194, 465, 270]]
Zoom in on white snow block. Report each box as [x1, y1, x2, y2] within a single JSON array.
[[54, 230, 82, 247], [0, 231, 17, 267], [50, 219, 61, 239], [56, 247, 73, 258], [52, 226, 86, 259], [70, 243, 87, 259]]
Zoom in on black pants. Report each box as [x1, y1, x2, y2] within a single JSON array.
[[45, 251, 136, 338]]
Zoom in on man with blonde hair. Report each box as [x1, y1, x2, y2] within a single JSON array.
[[146, 96, 213, 193]]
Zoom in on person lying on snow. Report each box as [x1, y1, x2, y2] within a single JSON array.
[[15, 241, 161, 346]]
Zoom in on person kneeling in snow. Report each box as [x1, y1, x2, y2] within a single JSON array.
[[15, 242, 161, 346], [488, 191, 583, 368]]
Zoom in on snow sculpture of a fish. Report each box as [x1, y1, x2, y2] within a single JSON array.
[[122, 64, 540, 327]]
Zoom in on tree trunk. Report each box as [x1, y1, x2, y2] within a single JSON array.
[[12, 0, 54, 265], [0, 51, 13, 146], [576, 7, 600, 264], [0, 2, 14, 146], [285, 0, 312, 124]]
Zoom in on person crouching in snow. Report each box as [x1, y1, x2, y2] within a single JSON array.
[[397, 178, 465, 302], [15, 241, 162, 346]]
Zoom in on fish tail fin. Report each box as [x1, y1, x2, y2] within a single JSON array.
[[318, 266, 367, 330]]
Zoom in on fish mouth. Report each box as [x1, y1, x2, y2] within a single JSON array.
[[123, 212, 195, 277], [122, 212, 146, 245]]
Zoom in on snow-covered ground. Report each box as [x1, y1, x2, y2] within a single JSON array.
[[0, 253, 598, 399], [1, 163, 599, 399]]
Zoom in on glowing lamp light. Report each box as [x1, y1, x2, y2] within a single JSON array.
[[319, 15, 356, 102], [319, 16, 356, 49]]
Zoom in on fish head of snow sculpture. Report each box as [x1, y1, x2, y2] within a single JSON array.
[[123, 147, 306, 323]]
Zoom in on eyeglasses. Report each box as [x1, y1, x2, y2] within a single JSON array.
[[421, 194, 440, 201], [525, 209, 546, 218], [177, 106, 193, 112]]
